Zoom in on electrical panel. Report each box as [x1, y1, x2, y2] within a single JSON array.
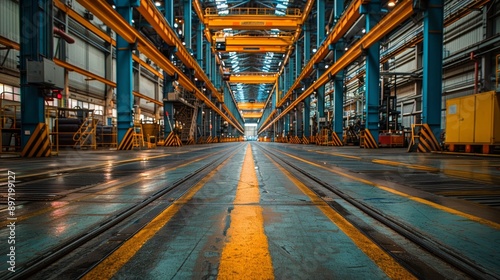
[[27, 58, 65, 89]]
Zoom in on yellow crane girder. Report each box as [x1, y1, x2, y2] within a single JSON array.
[[229, 75, 276, 84], [242, 112, 263, 119], [215, 35, 293, 53], [222, 45, 289, 53], [204, 16, 301, 31], [221, 36, 294, 46], [238, 102, 266, 110]]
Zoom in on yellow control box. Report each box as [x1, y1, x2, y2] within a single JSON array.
[[445, 91, 500, 145]]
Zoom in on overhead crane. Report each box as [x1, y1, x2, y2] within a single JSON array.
[[258, 0, 415, 133], [202, 7, 302, 31], [216, 35, 293, 53], [237, 102, 266, 110], [76, 0, 244, 134], [228, 73, 277, 84], [241, 112, 263, 119]]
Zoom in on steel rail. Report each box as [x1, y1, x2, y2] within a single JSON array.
[[4, 144, 243, 280], [256, 143, 499, 279]]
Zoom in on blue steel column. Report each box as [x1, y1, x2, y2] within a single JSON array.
[[116, 0, 138, 144], [161, 0, 174, 136], [205, 42, 212, 80], [289, 56, 296, 136], [333, 0, 345, 137], [361, 1, 381, 141], [183, 0, 192, 49], [19, 0, 52, 147], [197, 22, 204, 70], [295, 41, 303, 137], [163, 75, 175, 134], [422, 0, 444, 138], [316, 0, 326, 133], [196, 21, 204, 138], [164, 0, 174, 26], [303, 21, 311, 138]]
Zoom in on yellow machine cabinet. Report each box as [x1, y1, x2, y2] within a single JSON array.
[[445, 91, 500, 148]]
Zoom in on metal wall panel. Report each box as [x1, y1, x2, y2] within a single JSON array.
[[0, 0, 19, 42], [68, 71, 87, 92], [68, 36, 87, 69], [88, 44, 105, 77], [444, 12, 483, 55], [139, 76, 156, 99], [139, 98, 154, 113], [0, 0, 20, 72]]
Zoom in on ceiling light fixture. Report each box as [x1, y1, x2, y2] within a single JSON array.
[[388, 1, 396, 7]]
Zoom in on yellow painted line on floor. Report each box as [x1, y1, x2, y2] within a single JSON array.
[[81, 154, 228, 280], [0, 153, 174, 183], [373, 159, 499, 184], [442, 169, 499, 184], [308, 149, 362, 160], [372, 159, 440, 172], [217, 144, 274, 280], [267, 155, 415, 280], [279, 150, 500, 230]]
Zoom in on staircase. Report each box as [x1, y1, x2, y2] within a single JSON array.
[[73, 117, 98, 149], [132, 124, 144, 149], [176, 103, 199, 144]]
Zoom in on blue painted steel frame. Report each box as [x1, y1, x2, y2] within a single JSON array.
[[422, 0, 444, 139], [362, 2, 381, 141], [116, 0, 138, 143], [303, 21, 311, 138], [316, 0, 326, 130], [19, 0, 52, 147], [333, 0, 345, 137]]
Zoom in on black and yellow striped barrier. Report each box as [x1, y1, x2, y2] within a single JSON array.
[[21, 123, 51, 157], [360, 129, 379, 149], [302, 136, 310, 144], [117, 128, 136, 150], [197, 136, 206, 144], [185, 137, 195, 145], [330, 132, 343, 146], [408, 124, 441, 153], [288, 135, 301, 144], [164, 131, 182, 147]]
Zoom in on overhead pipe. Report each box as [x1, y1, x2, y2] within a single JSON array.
[[54, 27, 75, 44]]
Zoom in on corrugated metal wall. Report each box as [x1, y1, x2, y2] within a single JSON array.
[[0, 0, 19, 71]]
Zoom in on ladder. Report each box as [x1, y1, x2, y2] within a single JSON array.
[[132, 125, 144, 149], [73, 117, 98, 149]]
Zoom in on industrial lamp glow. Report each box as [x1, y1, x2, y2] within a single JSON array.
[[388, 0, 396, 7]]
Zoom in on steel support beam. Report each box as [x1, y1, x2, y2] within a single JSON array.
[[303, 21, 312, 138], [316, 0, 326, 130], [183, 0, 192, 50], [19, 0, 53, 148], [362, 1, 381, 141], [333, 0, 345, 136], [422, 0, 444, 139], [115, 0, 137, 144]]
